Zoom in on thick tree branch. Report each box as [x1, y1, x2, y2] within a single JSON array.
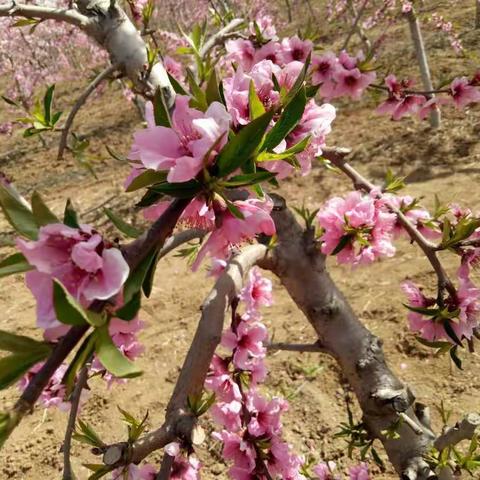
[[434, 413, 480, 451], [258, 197, 436, 480], [58, 63, 119, 161], [0, 3, 90, 28], [101, 244, 268, 468]]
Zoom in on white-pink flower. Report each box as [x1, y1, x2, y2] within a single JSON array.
[[17, 224, 129, 331], [131, 96, 231, 183]]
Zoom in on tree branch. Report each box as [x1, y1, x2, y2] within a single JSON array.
[[258, 197, 436, 480], [0, 2, 90, 28], [101, 244, 268, 468], [322, 146, 456, 300], [434, 413, 480, 451], [58, 64, 119, 161], [267, 341, 327, 353], [62, 365, 89, 480], [199, 18, 245, 59]]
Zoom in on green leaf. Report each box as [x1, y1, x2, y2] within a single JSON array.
[[224, 171, 276, 188], [403, 304, 441, 317], [248, 80, 265, 120], [115, 291, 141, 321], [206, 69, 222, 105], [63, 199, 80, 228], [167, 73, 188, 95], [31, 191, 59, 226], [94, 324, 142, 378], [1, 95, 20, 108], [153, 87, 172, 128], [43, 84, 55, 125], [105, 145, 128, 163], [216, 110, 274, 177], [257, 135, 311, 162], [136, 189, 164, 208], [149, 180, 202, 198], [0, 329, 51, 354], [282, 52, 310, 105], [0, 350, 50, 390], [331, 234, 353, 255], [415, 337, 452, 349], [186, 68, 207, 111], [142, 250, 159, 298], [262, 86, 307, 152], [123, 247, 158, 304], [449, 345, 463, 370], [63, 332, 95, 394], [224, 199, 245, 219], [74, 419, 105, 448], [0, 184, 38, 240], [443, 320, 463, 347], [103, 208, 141, 239], [53, 280, 88, 326], [125, 169, 168, 192], [0, 252, 33, 278]]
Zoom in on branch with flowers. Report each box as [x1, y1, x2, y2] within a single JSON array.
[[1, 4, 480, 480]]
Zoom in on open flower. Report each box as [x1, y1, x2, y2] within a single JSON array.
[[17, 223, 129, 331], [246, 390, 288, 437], [317, 191, 396, 265], [131, 96, 231, 183], [450, 77, 480, 109], [240, 267, 273, 313]]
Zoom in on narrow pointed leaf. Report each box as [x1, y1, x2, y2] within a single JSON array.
[[206, 69, 222, 105], [216, 110, 274, 177], [0, 184, 38, 240], [94, 324, 142, 378], [63, 199, 80, 228], [0, 329, 51, 354], [104, 208, 141, 238], [43, 84, 55, 124], [115, 291, 141, 321], [0, 350, 50, 390], [248, 80, 265, 119], [0, 252, 33, 278], [125, 170, 168, 192], [31, 191, 59, 226], [53, 280, 88, 326], [153, 87, 172, 127]]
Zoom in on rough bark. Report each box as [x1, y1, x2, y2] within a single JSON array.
[[259, 197, 437, 480]]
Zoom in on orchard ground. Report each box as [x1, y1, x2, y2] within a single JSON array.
[[1, 1, 480, 478]]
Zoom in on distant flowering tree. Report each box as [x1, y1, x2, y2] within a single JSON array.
[[1, 2, 480, 480]]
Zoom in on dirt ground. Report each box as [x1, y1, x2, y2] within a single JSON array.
[[1, 1, 480, 479]]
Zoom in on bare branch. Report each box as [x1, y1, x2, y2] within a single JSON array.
[[434, 413, 480, 451], [342, 0, 371, 51], [259, 197, 436, 479], [199, 18, 245, 59], [58, 63, 119, 161], [0, 2, 90, 28], [267, 341, 328, 353], [62, 365, 89, 480], [101, 244, 268, 467]]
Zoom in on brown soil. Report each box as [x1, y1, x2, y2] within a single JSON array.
[[1, 1, 480, 478]]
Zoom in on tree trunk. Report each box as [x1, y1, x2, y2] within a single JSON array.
[[405, 9, 441, 129]]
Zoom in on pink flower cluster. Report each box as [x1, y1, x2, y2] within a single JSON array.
[[143, 196, 275, 271], [317, 191, 396, 266], [206, 268, 307, 479], [17, 223, 129, 338], [163, 442, 201, 480], [311, 51, 376, 101], [223, 58, 335, 179], [111, 463, 156, 480], [18, 362, 72, 411], [430, 12, 463, 54], [402, 273, 480, 343], [313, 461, 370, 480], [377, 73, 480, 121]]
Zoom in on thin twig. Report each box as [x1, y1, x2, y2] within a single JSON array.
[[342, 0, 370, 51], [199, 18, 244, 59], [156, 453, 175, 480], [62, 365, 89, 480], [267, 341, 327, 353], [58, 64, 119, 161]]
